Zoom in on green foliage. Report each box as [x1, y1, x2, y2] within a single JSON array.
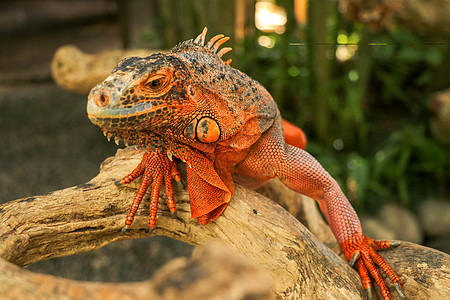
[[357, 126, 447, 209], [238, 3, 449, 213], [143, 1, 449, 213], [372, 30, 445, 109], [307, 125, 449, 212]]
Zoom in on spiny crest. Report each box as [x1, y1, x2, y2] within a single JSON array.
[[171, 27, 233, 65]]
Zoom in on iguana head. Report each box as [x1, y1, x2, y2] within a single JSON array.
[[87, 28, 275, 150]]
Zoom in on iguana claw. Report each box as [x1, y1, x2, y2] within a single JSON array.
[[350, 251, 360, 266], [120, 147, 181, 230], [342, 234, 404, 300], [367, 287, 372, 300], [394, 282, 408, 299]]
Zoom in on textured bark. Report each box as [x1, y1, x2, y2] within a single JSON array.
[[0, 242, 273, 300], [1, 147, 449, 299]]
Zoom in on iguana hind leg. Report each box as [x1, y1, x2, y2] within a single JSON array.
[[236, 118, 404, 300]]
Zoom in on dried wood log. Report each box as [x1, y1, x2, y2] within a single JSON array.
[[0, 242, 273, 300], [1, 147, 449, 299], [257, 178, 340, 254], [51, 46, 160, 95]]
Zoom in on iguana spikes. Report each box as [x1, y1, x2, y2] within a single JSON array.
[[217, 47, 232, 58], [193, 27, 232, 64], [194, 27, 208, 45], [212, 37, 230, 53], [206, 34, 224, 48], [167, 149, 173, 161]]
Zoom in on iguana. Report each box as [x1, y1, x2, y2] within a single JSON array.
[[87, 28, 406, 300]]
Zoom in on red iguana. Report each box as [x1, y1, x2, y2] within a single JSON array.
[[87, 28, 407, 300]]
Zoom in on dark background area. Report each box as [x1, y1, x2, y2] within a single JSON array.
[[0, 0, 448, 282], [0, 0, 193, 282]]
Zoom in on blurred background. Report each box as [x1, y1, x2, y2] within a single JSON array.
[[0, 0, 449, 281]]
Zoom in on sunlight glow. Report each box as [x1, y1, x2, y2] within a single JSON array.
[[335, 31, 361, 62], [348, 70, 359, 82], [255, 0, 287, 34], [336, 45, 358, 62], [258, 35, 275, 48]]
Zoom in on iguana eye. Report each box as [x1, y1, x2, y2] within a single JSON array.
[[149, 79, 161, 88], [144, 74, 167, 91]]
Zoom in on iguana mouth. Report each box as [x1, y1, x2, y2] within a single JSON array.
[[98, 127, 160, 148], [87, 100, 154, 126]]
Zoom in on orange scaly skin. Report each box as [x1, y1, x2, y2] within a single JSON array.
[[87, 28, 405, 299], [120, 148, 181, 230]]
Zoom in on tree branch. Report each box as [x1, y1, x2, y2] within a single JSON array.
[[1, 148, 449, 299]]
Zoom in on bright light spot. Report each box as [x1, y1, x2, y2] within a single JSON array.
[[333, 139, 344, 151], [337, 30, 362, 45], [336, 30, 360, 62], [349, 32, 362, 44], [255, 0, 287, 34], [337, 33, 348, 44], [348, 70, 359, 82], [288, 66, 300, 77], [336, 45, 358, 62], [258, 35, 275, 48]]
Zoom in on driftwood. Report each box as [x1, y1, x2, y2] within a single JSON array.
[[51, 46, 159, 95], [0, 241, 273, 300], [1, 147, 449, 299]]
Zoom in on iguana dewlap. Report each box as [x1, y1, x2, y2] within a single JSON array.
[[87, 28, 406, 300]]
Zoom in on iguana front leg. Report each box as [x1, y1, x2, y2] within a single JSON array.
[[236, 120, 406, 300], [119, 147, 181, 232]]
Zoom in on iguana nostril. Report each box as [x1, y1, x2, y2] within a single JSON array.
[[96, 91, 109, 107]]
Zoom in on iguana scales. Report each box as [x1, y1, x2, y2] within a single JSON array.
[[87, 28, 407, 300]]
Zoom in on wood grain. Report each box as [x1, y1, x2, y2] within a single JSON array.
[[1, 147, 448, 299]]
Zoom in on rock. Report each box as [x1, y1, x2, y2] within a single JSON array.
[[429, 88, 450, 145], [360, 215, 396, 241], [378, 203, 424, 244], [419, 199, 450, 238]]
